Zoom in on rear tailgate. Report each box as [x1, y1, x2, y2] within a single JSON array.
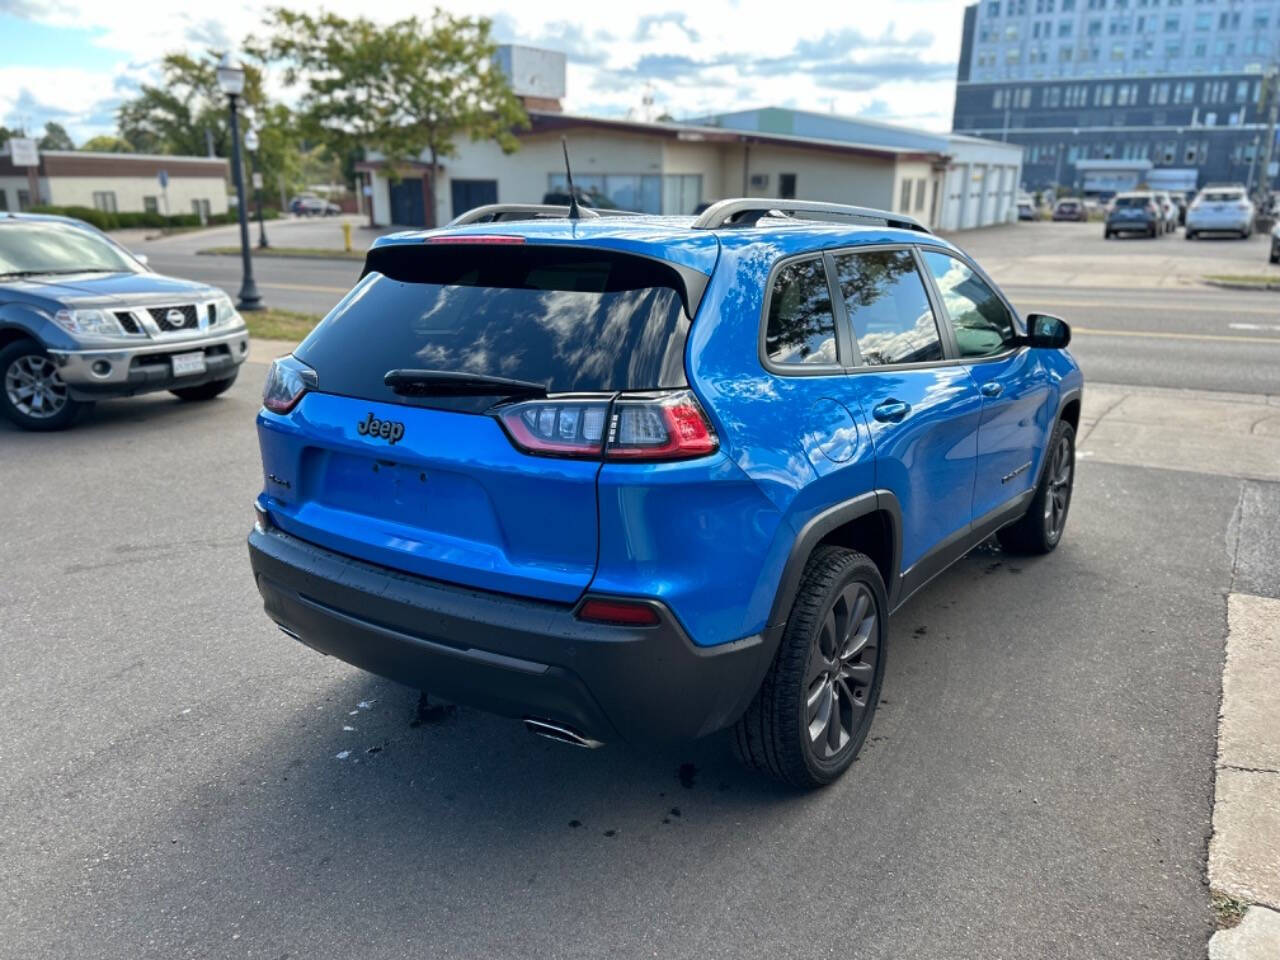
[[257, 238, 706, 604]]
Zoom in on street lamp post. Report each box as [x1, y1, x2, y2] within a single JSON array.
[[243, 127, 269, 249], [216, 51, 262, 312]]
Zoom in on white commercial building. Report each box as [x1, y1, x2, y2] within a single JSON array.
[[359, 47, 1022, 232], [0, 149, 228, 218]]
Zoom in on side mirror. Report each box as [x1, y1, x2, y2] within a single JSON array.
[[1025, 313, 1070, 349], [133, 252, 150, 267]]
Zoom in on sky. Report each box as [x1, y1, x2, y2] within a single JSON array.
[[0, 0, 970, 147]]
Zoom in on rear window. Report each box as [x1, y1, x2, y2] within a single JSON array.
[[1203, 191, 1244, 203], [1113, 196, 1152, 208], [295, 244, 694, 410]]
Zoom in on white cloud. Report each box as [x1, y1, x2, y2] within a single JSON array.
[[3, 0, 969, 143]]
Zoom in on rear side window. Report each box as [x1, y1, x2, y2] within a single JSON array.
[[295, 245, 692, 410], [831, 249, 943, 366], [921, 250, 1017, 359], [764, 257, 838, 367]]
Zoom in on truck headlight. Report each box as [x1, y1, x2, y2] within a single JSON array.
[[53, 308, 126, 336], [212, 295, 240, 326]]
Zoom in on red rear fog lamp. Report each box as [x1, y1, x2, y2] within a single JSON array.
[[576, 598, 661, 626]]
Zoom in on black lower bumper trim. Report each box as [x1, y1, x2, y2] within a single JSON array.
[[248, 526, 775, 744]]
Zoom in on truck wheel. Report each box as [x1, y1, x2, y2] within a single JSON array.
[[997, 419, 1076, 555], [732, 546, 887, 788], [0, 340, 90, 431], [171, 373, 238, 402]]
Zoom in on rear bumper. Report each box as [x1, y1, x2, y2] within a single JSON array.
[[1186, 215, 1252, 232], [247, 523, 775, 744], [1106, 216, 1156, 231]]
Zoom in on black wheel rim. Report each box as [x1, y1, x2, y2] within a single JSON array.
[[805, 582, 878, 760], [1043, 433, 1073, 541]]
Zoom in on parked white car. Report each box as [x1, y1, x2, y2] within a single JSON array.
[[1186, 187, 1254, 239]]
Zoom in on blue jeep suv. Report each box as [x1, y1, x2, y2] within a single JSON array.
[[248, 198, 1082, 787]]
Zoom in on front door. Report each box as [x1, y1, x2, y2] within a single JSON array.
[[826, 247, 983, 583], [918, 249, 1054, 522]]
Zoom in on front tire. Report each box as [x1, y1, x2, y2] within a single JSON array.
[[0, 340, 90, 431], [1186, 230, 1195, 240], [997, 419, 1076, 555], [170, 373, 238, 402], [733, 546, 887, 788]]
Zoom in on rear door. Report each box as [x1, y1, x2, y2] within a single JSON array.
[[826, 246, 983, 578], [918, 248, 1054, 522], [260, 242, 697, 604]]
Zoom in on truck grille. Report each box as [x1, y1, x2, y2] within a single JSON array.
[[147, 305, 199, 332], [114, 311, 142, 334]]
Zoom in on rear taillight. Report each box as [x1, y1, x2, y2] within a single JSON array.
[[497, 397, 610, 458], [494, 389, 718, 461], [262, 355, 314, 414], [606, 391, 718, 460]]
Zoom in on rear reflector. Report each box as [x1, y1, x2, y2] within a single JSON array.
[[425, 235, 525, 245], [576, 598, 661, 626]]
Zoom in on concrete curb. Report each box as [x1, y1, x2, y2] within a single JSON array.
[[1202, 279, 1280, 292], [1208, 594, 1280, 957]]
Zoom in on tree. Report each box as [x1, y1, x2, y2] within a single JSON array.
[[117, 51, 266, 157], [80, 134, 134, 153], [39, 122, 75, 151], [260, 7, 527, 227]]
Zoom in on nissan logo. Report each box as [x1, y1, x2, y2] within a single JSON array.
[[166, 308, 186, 327]]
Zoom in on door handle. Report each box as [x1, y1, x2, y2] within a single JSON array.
[[872, 399, 911, 422], [980, 381, 1004, 398]]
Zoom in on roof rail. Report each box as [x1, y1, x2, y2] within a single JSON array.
[[447, 204, 641, 226], [690, 198, 931, 233]]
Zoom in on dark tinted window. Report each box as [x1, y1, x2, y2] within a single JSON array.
[[1112, 195, 1152, 207], [295, 246, 690, 411], [921, 250, 1017, 358], [764, 257, 838, 367], [832, 249, 943, 366]]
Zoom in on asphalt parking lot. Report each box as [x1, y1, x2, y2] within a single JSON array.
[[4, 221, 1279, 959]]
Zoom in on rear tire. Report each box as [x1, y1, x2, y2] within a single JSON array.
[[170, 373, 238, 402], [1185, 230, 1195, 240], [0, 340, 91, 431], [997, 419, 1075, 556], [732, 546, 887, 789]]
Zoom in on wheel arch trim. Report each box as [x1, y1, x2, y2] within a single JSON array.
[[767, 490, 903, 630]]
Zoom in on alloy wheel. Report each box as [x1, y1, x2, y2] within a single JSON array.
[[5, 354, 68, 419], [1044, 432, 1073, 541], [805, 582, 879, 760]]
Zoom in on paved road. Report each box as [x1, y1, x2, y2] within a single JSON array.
[[134, 220, 1280, 393], [3, 364, 1275, 958]]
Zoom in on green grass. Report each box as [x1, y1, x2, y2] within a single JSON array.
[[200, 245, 365, 261], [1211, 892, 1249, 930], [1204, 273, 1280, 288], [242, 307, 323, 342]]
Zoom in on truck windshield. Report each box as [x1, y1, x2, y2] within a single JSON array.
[[0, 221, 141, 276]]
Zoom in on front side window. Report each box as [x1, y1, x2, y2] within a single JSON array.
[[921, 251, 1017, 359], [764, 258, 838, 367], [832, 249, 943, 367]]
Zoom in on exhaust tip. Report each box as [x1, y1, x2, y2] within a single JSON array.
[[523, 717, 604, 749]]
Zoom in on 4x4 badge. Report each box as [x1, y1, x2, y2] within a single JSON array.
[[356, 412, 405, 444]]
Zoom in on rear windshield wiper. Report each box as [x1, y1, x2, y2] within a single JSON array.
[[384, 369, 548, 399]]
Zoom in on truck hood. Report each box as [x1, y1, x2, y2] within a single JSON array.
[[5, 271, 223, 308]]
